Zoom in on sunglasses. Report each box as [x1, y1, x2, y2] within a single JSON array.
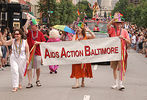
[[15, 33, 20, 35]]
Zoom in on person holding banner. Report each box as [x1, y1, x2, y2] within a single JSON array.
[[107, 12, 131, 90], [70, 23, 95, 89], [47, 29, 61, 74], [0, 29, 29, 92], [24, 15, 46, 88]]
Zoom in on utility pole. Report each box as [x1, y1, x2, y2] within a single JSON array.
[[47, 0, 50, 28]]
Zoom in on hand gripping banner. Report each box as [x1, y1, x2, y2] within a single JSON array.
[[40, 37, 121, 65]]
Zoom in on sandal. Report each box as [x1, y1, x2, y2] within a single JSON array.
[[36, 80, 42, 87], [26, 83, 33, 88], [72, 85, 80, 89], [81, 84, 85, 87], [12, 88, 17, 92], [18, 85, 22, 89]]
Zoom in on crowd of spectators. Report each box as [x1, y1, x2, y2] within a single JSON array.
[[123, 22, 147, 57]]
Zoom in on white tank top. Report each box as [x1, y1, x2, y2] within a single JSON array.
[[11, 39, 26, 59]]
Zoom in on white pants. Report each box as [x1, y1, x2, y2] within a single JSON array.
[[10, 55, 26, 88]]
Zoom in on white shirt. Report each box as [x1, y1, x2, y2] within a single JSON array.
[[132, 35, 136, 44]]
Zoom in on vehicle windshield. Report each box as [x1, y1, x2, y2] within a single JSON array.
[[86, 21, 109, 38], [86, 22, 108, 33]]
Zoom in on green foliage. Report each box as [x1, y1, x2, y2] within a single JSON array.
[[58, 0, 77, 25], [38, 0, 77, 27], [112, 0, 129, 21], [76, 1, 93, 20], [112, 0, 147, 28]]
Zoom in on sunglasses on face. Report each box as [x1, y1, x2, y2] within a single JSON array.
[[14, 33, 20, 35]]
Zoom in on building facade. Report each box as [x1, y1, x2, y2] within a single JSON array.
[[0, 0, 29, 32]]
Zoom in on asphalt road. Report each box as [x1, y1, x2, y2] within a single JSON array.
[[0, 49, 147, 100]]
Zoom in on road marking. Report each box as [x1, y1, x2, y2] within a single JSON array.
[[83, 95, 90, 100], [93, 65, 98, 70]]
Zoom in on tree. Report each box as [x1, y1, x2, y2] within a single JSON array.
[[112, 0, 147, 28], [38, 0, 58, 27], [112, 0, 129, 21], [76, 1, 93, 20], [132, 0, 147, 28], [58, 0, 77, 25], [38, 0, 77, 26]]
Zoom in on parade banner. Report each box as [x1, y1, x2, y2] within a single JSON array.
[[40, 37, 121, 65]]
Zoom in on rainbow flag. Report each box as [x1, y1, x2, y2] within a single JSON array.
[[110, 13, 112, 19], [120, 13, 123, 16], [121, 40, 127, 80], [24, 45, 36, 76], [77, 9, 80, 16]]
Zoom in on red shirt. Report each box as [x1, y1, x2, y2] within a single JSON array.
[[108, 26, 130, 49], [27, 30, 46, 56], [93, 27, 100, 31], [108, 27, 130, 40]]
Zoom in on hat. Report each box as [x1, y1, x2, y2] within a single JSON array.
[[78, 22, 84, 28], [95, 24, 98, 27], [113, 12, 124, 23], [30, 18, 38, 25], [49, 29, 60, 38]]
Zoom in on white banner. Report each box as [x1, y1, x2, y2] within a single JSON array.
[[40, 37, 121, 65]]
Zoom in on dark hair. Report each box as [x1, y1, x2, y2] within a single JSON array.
[[81, 28, 86, 38], [13, 29, 25, 39]]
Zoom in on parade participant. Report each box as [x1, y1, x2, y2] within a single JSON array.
[[23, 15, 46, 88], [107, 12, 131, 90], [0, 29, 29, 92], [47, 29, 61, 74], [93, 24, 100, 32], [70, 23, 95, 89], [72, 17, 80, 31], [60, 31, 73, 41], [88, 2, 99, 18]]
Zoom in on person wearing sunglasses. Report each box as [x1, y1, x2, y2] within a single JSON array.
[[0, 29, 29, 92]]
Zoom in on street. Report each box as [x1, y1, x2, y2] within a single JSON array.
[[0, 49, 147, 100]]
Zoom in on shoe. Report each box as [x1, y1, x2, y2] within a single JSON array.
[[54, 70, 57, 74], [0, 67, 4, 71], [50, 71, 53, 74], [36, 80, 42, 87], [12, 88, 17, 92], [18, 85, 22, 89], [72, 85, 80, 89], [111, 80, 118, 89], [118, 80, 125, 90], [111, 84, 118, 89], [26, 83, 33, 88], [81, 84, 85, 87], [119, 84, 125, 91]]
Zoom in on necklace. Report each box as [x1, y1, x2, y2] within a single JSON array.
[[115, 28, 122, 36], [31, 30, 38, 40], [14, 39, 22, 58]]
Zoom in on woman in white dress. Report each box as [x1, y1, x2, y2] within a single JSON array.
[[0, 29, 29, 92]]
